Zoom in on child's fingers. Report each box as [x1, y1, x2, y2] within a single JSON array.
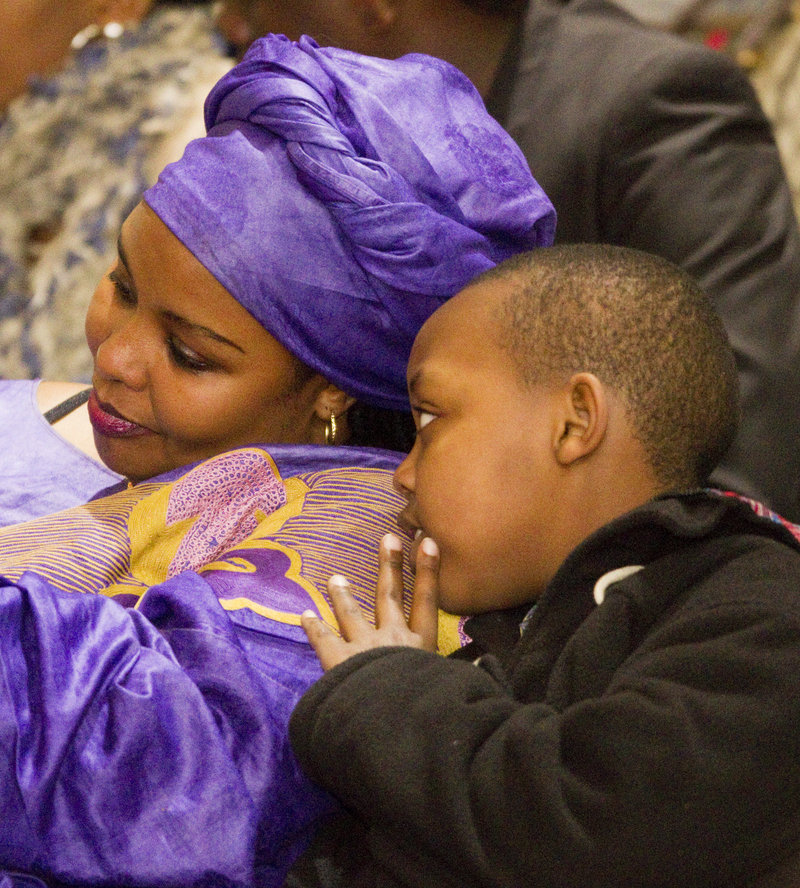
[[302, 538, 439, 672], [409, 536, 440, 650], [300, 609, 347, 671], [375, 533, 406, 628], [327, 574, 369, 640]]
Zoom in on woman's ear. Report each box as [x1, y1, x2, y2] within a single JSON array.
[[553, 372, 608, 466], [313, 383, 357, 423]]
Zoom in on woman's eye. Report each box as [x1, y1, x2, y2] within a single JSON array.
[[168, 337, 213, 373], [108, 270, 135, 305], [418, 411, 436, 429]]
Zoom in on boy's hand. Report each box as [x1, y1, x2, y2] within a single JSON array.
[[301, 533, 440, 671]]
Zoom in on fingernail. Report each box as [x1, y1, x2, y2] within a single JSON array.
[[301, 609, 317, 620], [383, 532, 403, 552], [329, 574, 349, 590], [421, 537, 439, 557]]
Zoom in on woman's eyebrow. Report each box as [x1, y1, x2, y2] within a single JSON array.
[[163, 311, 245, 353], [116, 235, 136, 295]]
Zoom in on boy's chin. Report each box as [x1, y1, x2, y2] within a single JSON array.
[[436, 574, 539, 617], [435, 583, 482, 617]]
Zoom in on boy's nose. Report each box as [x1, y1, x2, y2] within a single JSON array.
[[393, 445, 417, 497]]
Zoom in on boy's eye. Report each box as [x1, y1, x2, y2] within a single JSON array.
[[418, 411, 436, 429]]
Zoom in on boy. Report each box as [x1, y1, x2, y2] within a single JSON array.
[[291, 244, 800, 888]]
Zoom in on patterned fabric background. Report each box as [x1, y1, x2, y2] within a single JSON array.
[[0, 4, 230, 380]]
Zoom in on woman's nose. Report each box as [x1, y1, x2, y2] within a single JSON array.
[[88, 297, 150, 391]]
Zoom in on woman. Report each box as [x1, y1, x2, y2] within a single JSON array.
[[0, 37, 554, 883], [0, 38, 553, 884], [0, 32, 554, 525]]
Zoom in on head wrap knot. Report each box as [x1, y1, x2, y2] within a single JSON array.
[[145, 34, 555, 409]]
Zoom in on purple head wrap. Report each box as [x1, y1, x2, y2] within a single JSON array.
[[144, 34, 555, 410]]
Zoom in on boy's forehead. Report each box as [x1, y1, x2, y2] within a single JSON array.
[[457, 274, 516, 311], [414, 284, 491, 354], [407, 275, 516, 382], [423, 275, 512, 340]]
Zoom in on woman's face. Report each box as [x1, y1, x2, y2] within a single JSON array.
[[0, 1, 96, 112], [85, 201, 331, 482]]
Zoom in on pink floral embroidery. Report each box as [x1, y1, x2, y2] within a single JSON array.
[[166, 450, 287, 576]]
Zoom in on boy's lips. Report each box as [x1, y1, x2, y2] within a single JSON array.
[[87, 390, 151, 439], [398, 510, 426, 567], [408, 527, 425, 567], [397, 509, 420, 538]]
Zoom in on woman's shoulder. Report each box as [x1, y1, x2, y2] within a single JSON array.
[[0, 378, 39, 415]]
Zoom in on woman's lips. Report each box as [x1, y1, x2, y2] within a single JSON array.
[[87, 390, 151, 439]]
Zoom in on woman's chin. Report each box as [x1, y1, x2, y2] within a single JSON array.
[[93, 434, 165, 483]]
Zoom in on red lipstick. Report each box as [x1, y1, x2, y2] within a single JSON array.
[[88, 391, 150, 438]]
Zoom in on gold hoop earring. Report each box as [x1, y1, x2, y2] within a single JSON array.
[[324, 411, 337, 446]]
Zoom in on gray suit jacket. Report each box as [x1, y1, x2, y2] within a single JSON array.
[[488, 0, 800, 520]]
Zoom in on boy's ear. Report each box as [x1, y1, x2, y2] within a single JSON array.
[[313, 383, 358, 422], [553, 372, 608, 466]]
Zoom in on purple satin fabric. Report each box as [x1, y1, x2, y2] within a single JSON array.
[[145, 34, 556, 410], [0, 569, 332, 887]]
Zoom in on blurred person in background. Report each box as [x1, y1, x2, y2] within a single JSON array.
[[0, 0, 231, 381]]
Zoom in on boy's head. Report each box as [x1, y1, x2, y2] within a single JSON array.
[[394, 243, 739, 615]]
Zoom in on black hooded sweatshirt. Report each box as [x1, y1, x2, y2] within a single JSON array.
[[289, 491, 800, 888]]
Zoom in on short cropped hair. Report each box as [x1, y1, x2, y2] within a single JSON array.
[[479, 244, 740, 490]]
